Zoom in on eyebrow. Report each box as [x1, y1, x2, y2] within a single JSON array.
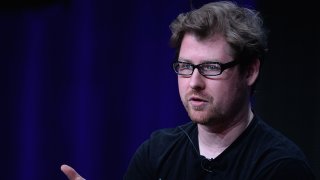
[[177, 58, 191, 63], [177, 58, 222, 64]]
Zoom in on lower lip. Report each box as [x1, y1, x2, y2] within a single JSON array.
[[189, 100, 207, 108]]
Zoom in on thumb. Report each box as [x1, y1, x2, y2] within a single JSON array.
[[61, 164, 85, 180]]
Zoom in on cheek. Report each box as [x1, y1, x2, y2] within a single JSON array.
[[177, 77, 187, 95], [206, 81, 227, 95], [218, 79, 247, 105], [207, 81, 237, 104]]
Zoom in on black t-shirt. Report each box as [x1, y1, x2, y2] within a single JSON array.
[[124, 116, 315, 179]]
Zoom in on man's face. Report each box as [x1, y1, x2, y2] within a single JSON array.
[[178, 33, 250, 126]]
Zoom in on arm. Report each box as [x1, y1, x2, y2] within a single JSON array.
[[61, 164, 85, 180]]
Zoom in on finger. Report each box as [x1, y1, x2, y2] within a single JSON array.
[[60, 164, 85, 180]]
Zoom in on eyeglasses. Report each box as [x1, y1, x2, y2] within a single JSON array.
[[172, 60, 239, 77]]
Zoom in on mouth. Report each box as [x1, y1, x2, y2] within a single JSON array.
[[189, 96, 208, 102], [188, 96, 209, 108]]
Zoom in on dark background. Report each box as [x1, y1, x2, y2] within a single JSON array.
[[0, 0, 319, 179]]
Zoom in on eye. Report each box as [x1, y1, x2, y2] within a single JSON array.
[[202, 64, 221, 71], [179, 63, 193, 70]]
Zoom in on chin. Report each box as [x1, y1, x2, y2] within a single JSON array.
[[191, 119, 211, 125], [188, 112, 211, 125], [188, 110, 224, 126]]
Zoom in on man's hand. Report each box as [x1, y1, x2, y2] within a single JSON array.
[[61, 164, 85, 180]]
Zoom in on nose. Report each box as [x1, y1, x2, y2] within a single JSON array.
[[189, 68, 205, 90]]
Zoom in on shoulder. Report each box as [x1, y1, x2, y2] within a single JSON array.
[[124, 122, 196, 179], [249, 116, 315, 179], [254, 158, 315, 179], [150, 122, 195, 140], [131, 121, 198, 165], [131, 121, 196, 158], [146, 122, 196, 150], [253, 117, 307, 159]]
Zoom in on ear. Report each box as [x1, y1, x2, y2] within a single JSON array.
[[246, 58, 260, 86]]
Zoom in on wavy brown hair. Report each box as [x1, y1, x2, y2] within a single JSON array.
[[170, 1, 268, 70]]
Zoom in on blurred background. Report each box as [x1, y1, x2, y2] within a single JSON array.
[[0, 0, 319, 179]]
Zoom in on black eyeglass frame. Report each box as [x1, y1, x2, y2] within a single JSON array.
[[172, 60, 240, 77]]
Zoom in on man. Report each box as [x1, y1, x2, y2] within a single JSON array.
[[61, 1, 315, 179]]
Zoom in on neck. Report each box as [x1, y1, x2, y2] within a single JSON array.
[[198, 107, 254, 159]]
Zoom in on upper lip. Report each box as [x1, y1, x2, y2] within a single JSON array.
[[188, 96, 208, 102]]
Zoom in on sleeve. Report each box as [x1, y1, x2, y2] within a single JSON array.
[[123, 140, 155, 180], [255, 158, 316, 180]]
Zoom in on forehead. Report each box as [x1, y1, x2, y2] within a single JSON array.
[[179, 33, 233, 63]]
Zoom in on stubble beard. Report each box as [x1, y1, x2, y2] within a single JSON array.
[[185, 102, 224, 126], [182, 86, 248, 128], [182, 92, 224, 126]]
